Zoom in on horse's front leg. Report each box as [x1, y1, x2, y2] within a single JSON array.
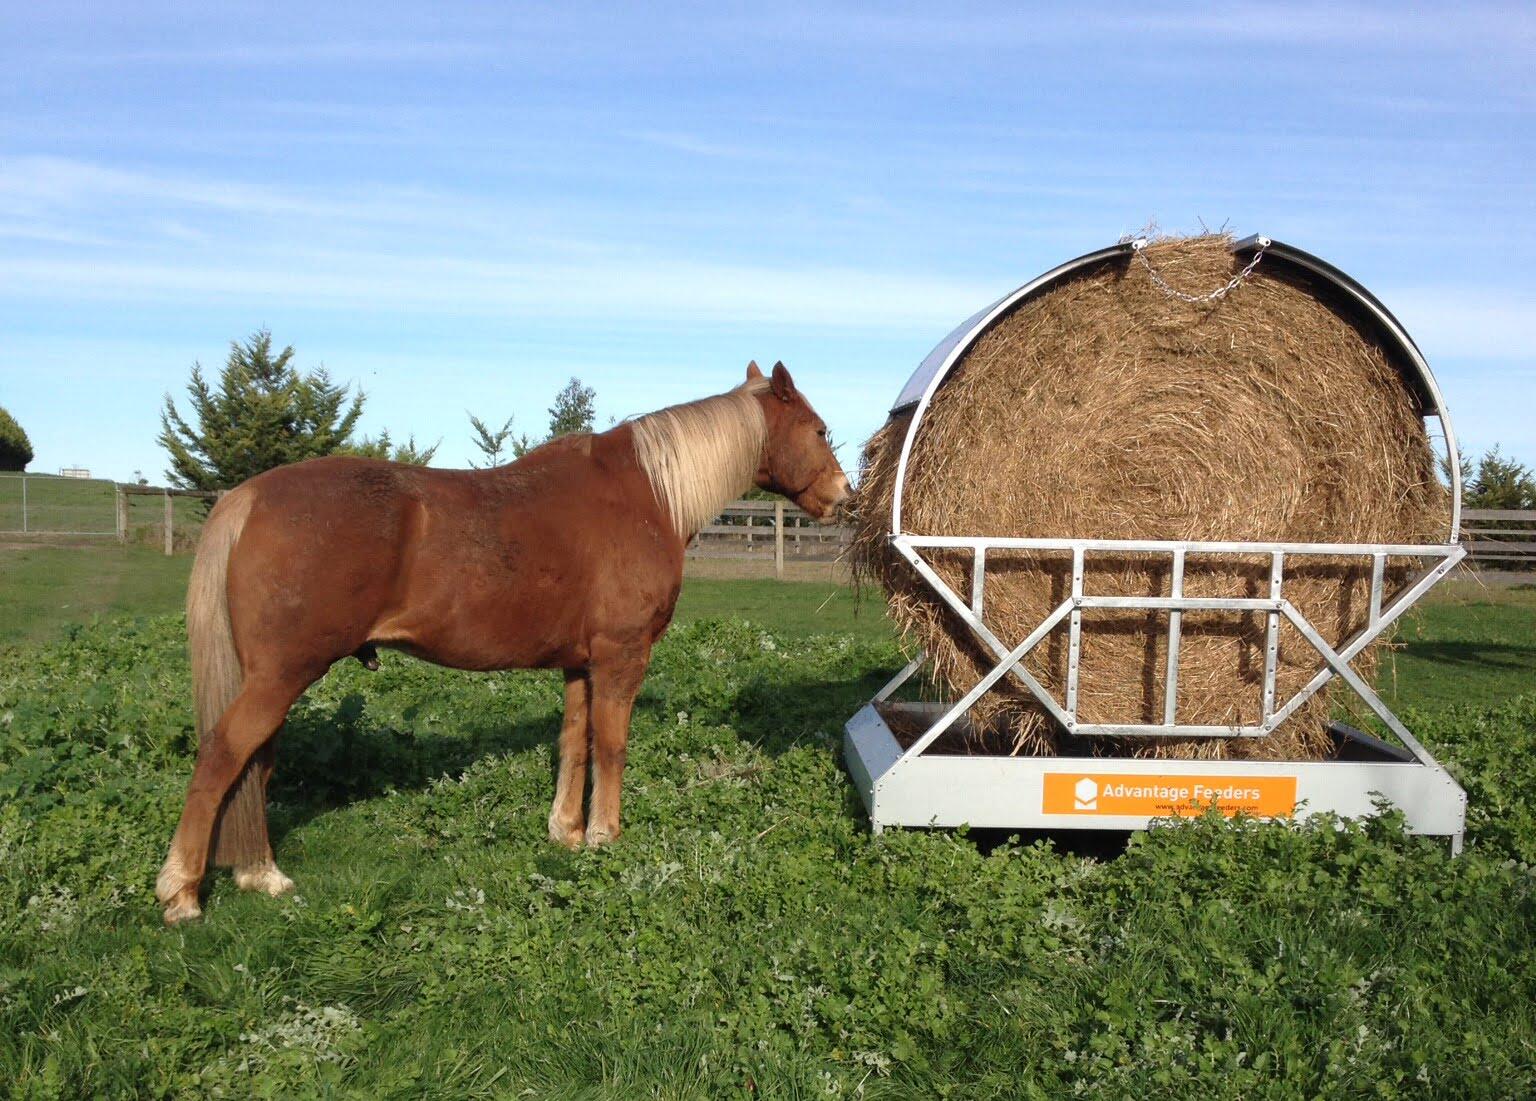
[[585, 639, 651, 846], [547, 669, 591, 848]]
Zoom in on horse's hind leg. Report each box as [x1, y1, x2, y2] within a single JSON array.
[[157, 676, 306, 924], [585, 640, 651, 847], [229, 741, 295, 897], [547, 670, 591, 848]]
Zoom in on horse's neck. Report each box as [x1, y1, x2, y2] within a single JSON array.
[[629, 390, 765, 540]]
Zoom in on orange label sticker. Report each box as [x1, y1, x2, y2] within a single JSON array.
[[1042, 773, 1297, 818]]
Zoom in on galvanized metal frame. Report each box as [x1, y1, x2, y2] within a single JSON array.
[[884, 535, 1464, 755], [846, 235, 1469, 847]]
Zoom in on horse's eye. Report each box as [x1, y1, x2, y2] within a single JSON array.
[[816, 427, 827, 438]]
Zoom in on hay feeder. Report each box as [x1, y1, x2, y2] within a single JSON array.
[[844, 235, 1468, 849]]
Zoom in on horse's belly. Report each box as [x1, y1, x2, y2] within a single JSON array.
[[385, 635, 583, 673], [370, 570, 590, 672]]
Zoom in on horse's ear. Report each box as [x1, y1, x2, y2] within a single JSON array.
[[770, 361, 797, 401], [746, 360, 763, 381]]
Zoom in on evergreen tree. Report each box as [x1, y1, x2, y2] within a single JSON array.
[[158, 330, 367, 489], [0, 405, 33, 472], [467, 414, 530, 468], [468, 377, 595, 468], [344, 431, 440, 466], [1467, 445, 1536, 509], [1441, 451, 1473, 490], [547, 377, 596, 439]]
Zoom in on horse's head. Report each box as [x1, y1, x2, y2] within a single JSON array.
[[747, 361, 851, 522]]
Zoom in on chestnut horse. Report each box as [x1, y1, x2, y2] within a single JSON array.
[[157, 362, 848, 924]]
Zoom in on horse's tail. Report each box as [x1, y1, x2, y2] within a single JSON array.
[[186, 486, 262, 867]]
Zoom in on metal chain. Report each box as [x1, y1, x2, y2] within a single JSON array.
[[1131, 237, 1267, 304]]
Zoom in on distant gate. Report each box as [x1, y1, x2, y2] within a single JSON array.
[[689, 499, 851, 578], [1461, 509, 1536, 567]]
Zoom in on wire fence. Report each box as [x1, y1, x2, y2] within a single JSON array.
[[0, 475, 217, 552], [0, 474, 119, 536]]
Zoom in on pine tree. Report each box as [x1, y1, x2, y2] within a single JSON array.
[[0, 405, 33, 472], [344, 431, 440, 466], [546, 378, 596, 439], [467, 377, 594, 468], [158, 330, 366, 490], [1441, 451, 1473, 490], [1467, 446, 1536, 509], [467, 414, 530, 468]]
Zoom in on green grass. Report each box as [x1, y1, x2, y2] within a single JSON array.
[[1, 614, 1535, 1097], [3, 548, 1536, 1095], [0, 545, 193, 647], [675, 577, 893, 644], [0, 547, 892, 649], [7, 545, 1533, 708], [0, 475, 117, 536], [1381, 582, 1536, 712]]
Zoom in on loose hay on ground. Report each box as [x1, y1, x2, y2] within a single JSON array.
[[851, 234, 1445, 760]]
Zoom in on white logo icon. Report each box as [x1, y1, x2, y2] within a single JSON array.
[[1074, 777, 1098, 811]]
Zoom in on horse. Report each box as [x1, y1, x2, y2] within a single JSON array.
[[156, 361, 849, 924]]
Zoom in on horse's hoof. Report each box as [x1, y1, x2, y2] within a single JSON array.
[[548, 819, 586, 849], [234, 862, 295, 897], [163, 894, 203, 925], [585, 825, 621, 847], [156, 853, 196, 905]]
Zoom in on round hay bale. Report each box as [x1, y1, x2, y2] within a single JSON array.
[[851, 234, 1447, 760]]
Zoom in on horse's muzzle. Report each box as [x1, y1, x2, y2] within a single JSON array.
[[811, 473, 852, 523]]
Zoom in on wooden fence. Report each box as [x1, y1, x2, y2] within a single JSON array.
[[693, 504, 1536, 577], [690, 499, 852, 578], [53, 487, 1536, 575], [1461, 509, 1536, 567], [117, 485, 220, 555], [113, 492, 855, 572]]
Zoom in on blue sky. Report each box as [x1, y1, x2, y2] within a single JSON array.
[[3, 1, 1533, 482]]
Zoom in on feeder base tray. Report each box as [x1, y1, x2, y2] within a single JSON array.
[[845, 700, 1466, 852]]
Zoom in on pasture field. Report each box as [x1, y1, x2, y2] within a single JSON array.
[[1, 561, 1535, 1096], [0, 476, 208, 552], [0, 545, 193, 647], [0, 545, 887, 648], [2, 545, 1532, 705], [0, 476, 118, 537]]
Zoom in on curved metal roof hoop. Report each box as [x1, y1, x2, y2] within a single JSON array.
[[888, 236, 1463, 545]]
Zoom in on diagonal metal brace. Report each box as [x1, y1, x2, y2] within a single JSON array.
[[892, 539, 1075, 730]]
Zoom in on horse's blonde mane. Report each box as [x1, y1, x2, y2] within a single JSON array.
[[631, 377, 770, 538]]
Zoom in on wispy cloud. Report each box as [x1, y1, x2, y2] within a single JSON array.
[[34, 39, 498, 67], [0, 155, 430, 223], [0, 250, 995, 329], [622, 130, 789, 162]]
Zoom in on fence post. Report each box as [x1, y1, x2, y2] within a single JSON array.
[[163, 490, 174, 556], [116, 486, 127, 542], [20, 475, 27, 534], [774, 499, 785, 581]]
